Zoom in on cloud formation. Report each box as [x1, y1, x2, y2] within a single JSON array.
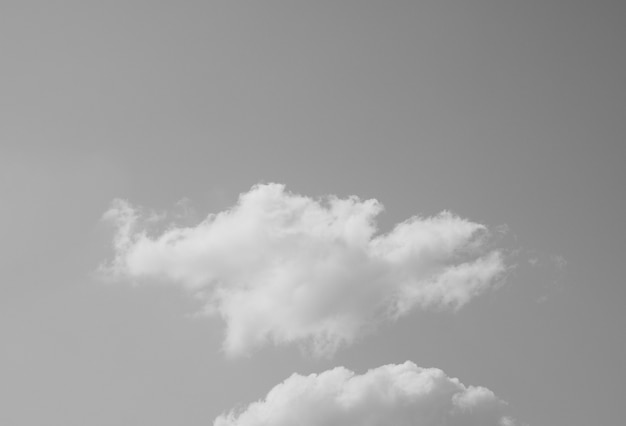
[[214, 361, 521, 426], [101, 183, 506, 357]]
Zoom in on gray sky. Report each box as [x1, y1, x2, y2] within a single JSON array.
[[1, 1, 625, 425]]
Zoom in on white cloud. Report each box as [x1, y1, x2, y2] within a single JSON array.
[[214, 361, 522, 426], [101, 183, 506, 357]]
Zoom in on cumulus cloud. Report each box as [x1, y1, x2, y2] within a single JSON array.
[[214, 361, 522, 426], [101, 183, 506, 357]]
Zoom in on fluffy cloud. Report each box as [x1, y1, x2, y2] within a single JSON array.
[[214, 361, 521, 426], [101, 183, 506, 357]]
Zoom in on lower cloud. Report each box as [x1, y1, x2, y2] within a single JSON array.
[[214, 361, 522, 426]]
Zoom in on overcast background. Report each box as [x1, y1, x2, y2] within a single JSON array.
[[1, 1, 625, 426]]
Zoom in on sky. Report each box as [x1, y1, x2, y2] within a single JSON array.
[[1, 1, 625, 425]]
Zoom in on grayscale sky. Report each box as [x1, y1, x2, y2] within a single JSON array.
[[1, 1, 625, 426]]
